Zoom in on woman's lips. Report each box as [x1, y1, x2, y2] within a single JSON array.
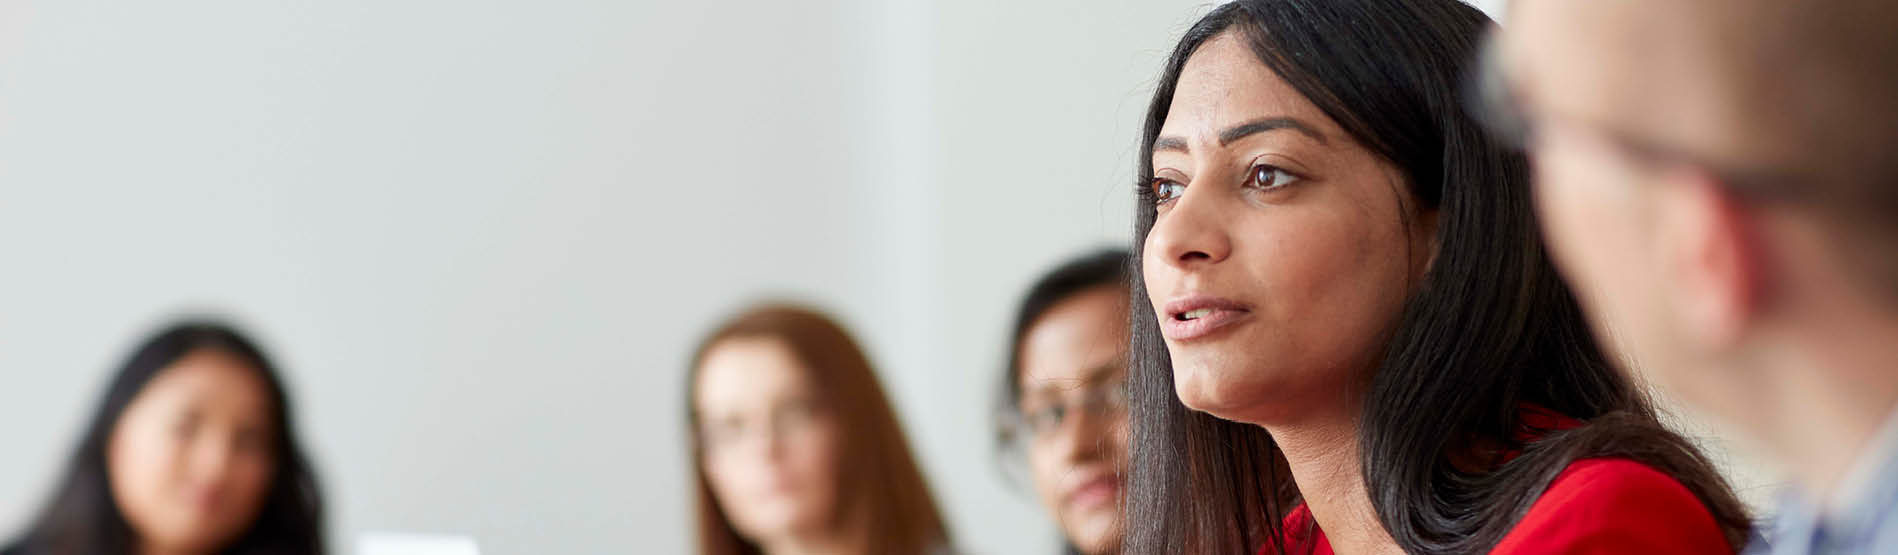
[[1160, 294, 1253, 341], [1064, 475, 1119, 512]]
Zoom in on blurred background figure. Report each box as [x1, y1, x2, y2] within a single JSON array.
[[3, 320, 325, 555], [687, 304, 950, 555], [996, 250, 1130, 555], [1493, 0, 1898, 553]]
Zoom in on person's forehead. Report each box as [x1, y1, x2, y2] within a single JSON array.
[[146, 351, 271, 406], [695, 338, 811, 410], [1506, 1, 1668, 119], [1020, 289, 1125, 372], [1514, 0, 1806, 172], [1512, 4, 1749, 166], [1162, 32, 1335, 140]]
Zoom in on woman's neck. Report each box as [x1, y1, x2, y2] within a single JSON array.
[[137, 540, 200, 555], [1750, 314, 1898, 500], [1268, 408, 1402, 555], [761, 512, 870, 555], [763, 535, 858, 555]]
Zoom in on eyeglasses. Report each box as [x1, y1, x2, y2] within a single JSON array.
[[696, 398, 826, 455], [1005, 378, 1127, 445]]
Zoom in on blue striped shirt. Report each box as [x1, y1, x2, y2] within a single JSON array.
[[1750, 410, 1898, 555]]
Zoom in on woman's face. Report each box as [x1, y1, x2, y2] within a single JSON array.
[[107, 349, 279, 554], [1143, 31, 1436, 425], [1016, 285, 1129, 555], [695, 337, 843, 544]]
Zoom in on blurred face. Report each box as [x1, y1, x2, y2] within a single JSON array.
[[1500, 0, 1720, 395], [1016, 285, 1129, 555], [695, 337, 843, 545], [1143, 32, 1435, 425], [107, 349, 278, 554]]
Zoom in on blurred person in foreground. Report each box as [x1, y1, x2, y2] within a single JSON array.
[[4, 320, 325, 555], [995, 250, 1130, 555], [1492, 1, 1898, 552], [686, 303, 950, 555]]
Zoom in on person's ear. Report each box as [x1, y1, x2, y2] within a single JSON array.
[[1415, 206, 1442, 277], [1653, 168, 1763, 349]]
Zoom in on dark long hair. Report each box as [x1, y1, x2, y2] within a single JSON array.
[[1123, 1, 1750, 554], [992, 249, 1129, 555], [9, 320, 326, 555], [685, 303, 949, 555]]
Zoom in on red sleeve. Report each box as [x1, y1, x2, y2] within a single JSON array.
[[1491, 458, 1732, 555]]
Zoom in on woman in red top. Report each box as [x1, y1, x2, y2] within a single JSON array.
[[1124, 0, 1752, 553]]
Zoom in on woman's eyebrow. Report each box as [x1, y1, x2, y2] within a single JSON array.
[[1153, 116, 1329, 154], [1219, 116, 1327, 145], [1024, 376, 1091, 396], [1154, 136, 1191, 153], [1079, 361, 1124, 384]]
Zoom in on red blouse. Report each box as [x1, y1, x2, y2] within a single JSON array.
[[1262, 409, 1731, 554]]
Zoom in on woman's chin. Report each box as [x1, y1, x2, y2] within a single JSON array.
[[1063, 514, 1121, 555], [1174, 366, 1258, 416]]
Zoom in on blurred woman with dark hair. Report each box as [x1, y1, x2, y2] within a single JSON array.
[[5, 320, 325, 555], [686, 303, 949, 555], [995, 249, 1132, 555]]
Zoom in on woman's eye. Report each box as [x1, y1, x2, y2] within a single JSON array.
[[1150, 178, 1185, 205], [777, 400, 818, 427], [1249, 164, 1301, 191], [1024, 404, 1067, 436], [233, 427, 269, 454], [173, 413, 202, 439]]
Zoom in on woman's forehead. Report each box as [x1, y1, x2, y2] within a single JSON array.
[[695, 338, 814, 411], [1163, 32, 1337, 144], [140, 350, 274, 413]]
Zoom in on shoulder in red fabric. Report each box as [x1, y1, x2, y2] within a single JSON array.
[[1256, 407, 1729, 555], [1258, 504, 1333, 555], [1490, 458, 1732, 554]]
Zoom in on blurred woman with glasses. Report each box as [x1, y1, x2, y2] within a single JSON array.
[[996, 250, 1130, 555]]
